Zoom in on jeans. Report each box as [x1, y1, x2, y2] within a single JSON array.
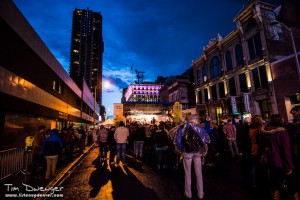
[[45, 155, 58, 179], [116, 143, 127, 164], [156, 148, 168, 168], [227, 139, 239, 157], [134, 140, 144, 156], [182, 151, 204, 199], [99, 142, 108, 159]]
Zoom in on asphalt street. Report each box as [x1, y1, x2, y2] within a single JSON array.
[[61, 147, 256, 200]]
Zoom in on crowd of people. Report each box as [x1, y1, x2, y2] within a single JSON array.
[[93, 114, 300, 200], [30, 124, 95, 180], [28, 114, 300, 199]]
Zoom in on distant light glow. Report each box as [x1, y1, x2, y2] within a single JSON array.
[[104, 80, 111, 89]]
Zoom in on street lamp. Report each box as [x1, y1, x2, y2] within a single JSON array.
[[271, 20, 300, 83]]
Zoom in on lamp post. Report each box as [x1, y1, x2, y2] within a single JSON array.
[[271, 20, 300, 83]]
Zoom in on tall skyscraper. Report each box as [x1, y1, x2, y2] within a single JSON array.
[[69, 8, 104, 105]]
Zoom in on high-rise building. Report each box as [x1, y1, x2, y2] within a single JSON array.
[[69, 8, 104, 106]]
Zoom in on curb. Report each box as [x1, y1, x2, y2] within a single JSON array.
[[39, 144, 95, 200]]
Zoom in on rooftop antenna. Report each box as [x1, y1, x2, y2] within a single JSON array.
[[130, 64, 133, 84], [135, 69, 145, 84]]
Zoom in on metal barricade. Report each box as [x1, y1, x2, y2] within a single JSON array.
[[0, 147, 24, 180]]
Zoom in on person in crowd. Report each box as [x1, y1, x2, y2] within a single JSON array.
[[261, 114, 298, 200], [31, 125, 46, 179], [211, 120, 220, 156], [42, 129, 63, 180], [237, 117, 252, 188], [97, 125, 109, 161], [114, 121, 129, 166], [133, 124, 146, 158], [78, 126, 86, 153], [217, 121, 226, 155], [200, 121, 215, 166], [288, 118, 300, 166], [87, 128, 94, 146], [174, 113, 210, 200], [144, 124, 153, 157], [153, 123, 169, 169], [63, 128, 75, 163], [248, 115, 264, 189], [223, 119, 240, 160], [107, 126, 117, 165]]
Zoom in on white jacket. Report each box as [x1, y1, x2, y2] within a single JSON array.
[[114, 126, 129, 144]]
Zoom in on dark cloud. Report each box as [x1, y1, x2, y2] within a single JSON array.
[[13, 0, 247, 113]]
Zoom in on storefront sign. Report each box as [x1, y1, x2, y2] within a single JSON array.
[[58, 112, 68, 120], [231, 96, 238, 114], [243, 93, 251, 113]]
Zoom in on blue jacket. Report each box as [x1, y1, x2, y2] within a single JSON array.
[[42, 129, 63, 156]]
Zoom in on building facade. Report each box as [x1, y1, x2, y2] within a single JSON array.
[[69, 8, 104, 107], [193, 0, 300, 123], [124, 84, 162, 102], [160, 74, 195, 110], [0, 0, 100, 150]]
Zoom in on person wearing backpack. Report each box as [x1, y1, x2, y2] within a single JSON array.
[[174, 113, 210, 200]]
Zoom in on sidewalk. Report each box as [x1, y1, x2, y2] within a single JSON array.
[[1, 144, 95, 199]]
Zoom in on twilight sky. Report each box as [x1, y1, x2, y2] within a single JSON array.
[[13, 0, 246, 117]]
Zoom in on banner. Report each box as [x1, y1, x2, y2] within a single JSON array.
[[173, 102, 182, 123], [243, 93, 251, 113], [231, 96, 238, 114], [113, 103, 124, 126]]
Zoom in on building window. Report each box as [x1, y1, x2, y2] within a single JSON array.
[[53, 80, 64, 94], [245, 19, 257, 32], [259, 99, 272, 119], [239, 73, 248, 93], [251, 65, 268, 91], [211, 85, 217, 101], [247, 33, 263, 60], [197, 68, 201, 84], [235, 44, 244, 66], [202, 66, 207, 82], [210, 56, 222, 79], [218, 82, 225, 98], [198, 91, 202, 104], [254, 34, 263, 58], [226, 51, 233, 71], [229, 77, 236, 96], [204, 88, 209, 102], [290, 94, 300, 104]]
